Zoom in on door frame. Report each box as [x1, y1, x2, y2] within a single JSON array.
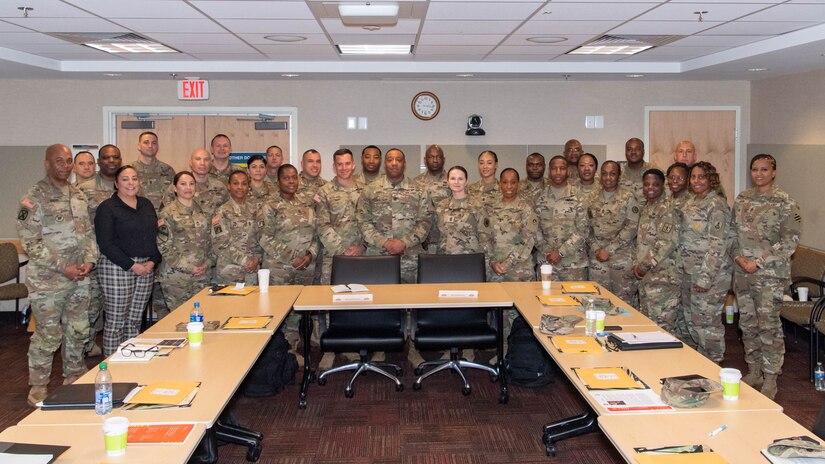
[[644, 105, 742, 196], [102, 106, 299, 164]]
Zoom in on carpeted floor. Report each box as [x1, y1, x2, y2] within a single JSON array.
[[0, 313, 821, 463]]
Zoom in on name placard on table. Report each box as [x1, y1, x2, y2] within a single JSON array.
[[332, 293, 374, 302], [438, 290, 478, 298]]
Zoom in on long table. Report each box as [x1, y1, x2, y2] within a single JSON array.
[[292, 282, 514, 408]]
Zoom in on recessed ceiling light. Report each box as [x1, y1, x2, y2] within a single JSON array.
[[569, 44, 652, 55], [103, 73, 122, 77], [264, 35, 306, 43], [363, 26, 381, 31], [526, 36, 567, 44], [456, 74, 474, 78], [625, 74, 645, 78], [281, 74, 300, 78], [747, 67, 768, 72], [84, 42, 178, 54], [336, 44, 412, 55]]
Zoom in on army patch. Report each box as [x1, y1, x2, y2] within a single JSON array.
[[55, 214, 64, 222], [212, 215, 220, 225], [21, 198, 34, 209], [714, 221, 722, 230], [661, 223, 673, 234], [17, 208, 28, 221], [484, 218, 490, 228], [158, 225, 169, 241], [214, 225, 222, 235], [632, 206, 639, 214], [257, 220, 264, 228], [795, 213, 802, 223]]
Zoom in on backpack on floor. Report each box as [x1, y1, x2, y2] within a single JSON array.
[[241, 329, 298, 397], [505, 315, 555, 388]]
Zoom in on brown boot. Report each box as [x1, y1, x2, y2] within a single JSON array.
[[318, 352, 335, 371], [63, 374, 83, 385], [742, 369, 764, 389], [27, 386, 48, 407], [761, 374, 779, 400]]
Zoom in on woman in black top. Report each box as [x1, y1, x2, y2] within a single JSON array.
[[94, 165, 162, 356]]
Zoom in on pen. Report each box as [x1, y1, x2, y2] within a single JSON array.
[[708, 425, 727, 437]]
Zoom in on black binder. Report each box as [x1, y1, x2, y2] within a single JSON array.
[[41, 382, 138, 410], [607, 333, 683, 351]]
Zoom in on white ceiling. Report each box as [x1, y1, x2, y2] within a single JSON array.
[[1, 0, 824, 81]]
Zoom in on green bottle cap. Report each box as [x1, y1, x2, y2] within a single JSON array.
[[100, 362, 107, 369]]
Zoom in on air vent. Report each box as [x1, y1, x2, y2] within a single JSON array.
[[48, 32, 155, 45]]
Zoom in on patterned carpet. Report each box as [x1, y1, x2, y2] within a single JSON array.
[[0, 314, 821, 463]]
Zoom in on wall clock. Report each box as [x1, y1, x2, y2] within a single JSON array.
[[412, 91, 440, 120]]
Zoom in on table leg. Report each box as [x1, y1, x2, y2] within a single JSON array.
[[541, 409, 598, 456], [298, 312, 313, 409], [497, 307, 509, 404]]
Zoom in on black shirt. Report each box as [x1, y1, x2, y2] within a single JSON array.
[[95, 193, 162, 271]]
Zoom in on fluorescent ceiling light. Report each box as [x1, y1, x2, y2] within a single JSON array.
[[337, 44, 412, 55], [84, 42, 178, 54], [568, 44, 652, 55], [339, 3, 399, 26]]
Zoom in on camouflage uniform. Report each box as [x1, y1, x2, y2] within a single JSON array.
[[266, 172, 280, 187], [678, 191, 733, 363], [356, 176, 432, 283], [412, 171, 450, 254], [434, 196, 487, 256], [300, 174, 328, 284], [133, 158, 174, 210], [586, 187, 641, 307], [249, 180, 277, 208], [77, 174, 115, 353], [212, 197, 263, 285], [519, 178, 546, 206], [161, 176, 228, 217], [157, 199, 213, 312], [468, 179, 500, 209], [209, 164, 233, 184], [618, 160, 654, 202], [567, 167, 581, 186], [316, 177, 365, 285], [732, 185, 801, 376], [576, 182, 599, 198], [534, 184, 589, 281], [354, 172, 382, 186], [636, 194, 685, 337], [17, 178, 97, 386], [481, 197, 538, 283]]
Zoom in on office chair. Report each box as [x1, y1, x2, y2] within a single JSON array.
[[317, 255, 405, 398], [412, 253, 499, 395], [0, 243, 28, 327]]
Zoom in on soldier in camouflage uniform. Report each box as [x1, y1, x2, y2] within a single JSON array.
[[212, 171, 262, 285], [575, 153, 600, 197], [535, 156, 589, 281], [633, 169, 686, 338], [732, 154, 801, 399], [208, 134, 234, 183], [18, 144, 98, 406], [157, 171, 213, 313], [247, 154, 276, 207], [77, 144, 122, 357], [618, 138, 655, 202], [674, 140, 697, 166], [563, 139, 584, 186], [519, 152, 546, 205], [356, 148, 432, 284], [265, 145, 283, 186], [468, 150, 500, 208], [316, 149, 365, 285], [666, 163, 690, 211], [436, 166, 487, 257], [162, 148, 228, 216], [72, 151, 96, 185], [354, 145, 383, 185], [413, 145, 450, 254], [299, 149, 328, 284], [132, 131, 174, 210], [586, 161, 641, 307], [678, 161, 732, 364]]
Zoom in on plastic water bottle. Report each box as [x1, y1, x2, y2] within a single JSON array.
[[816, 363, 825, 392], [584, 297, 597, 336], [95, 361, 113, 415], [190, 301, 203, 323]]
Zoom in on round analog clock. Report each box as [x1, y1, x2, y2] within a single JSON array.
[[412, 91, 440, 120]]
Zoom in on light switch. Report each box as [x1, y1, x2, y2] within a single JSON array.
[[585, 116, 595, 129], [347, 117, 357, 130], [357, 117, 368, 130], [594, 115, 604, 129]]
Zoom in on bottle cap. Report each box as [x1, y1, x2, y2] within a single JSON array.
[[100, 362, 107, 369], [194, 302, 200, 308]]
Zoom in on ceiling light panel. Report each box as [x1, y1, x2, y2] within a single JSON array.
[[321, 18, 420, 34], [84, 42, 178, 53], [337, 44, 413, 55], [63, 0, 205, 19], [426, 2, 543, 20], [190, 0, 315, 19]]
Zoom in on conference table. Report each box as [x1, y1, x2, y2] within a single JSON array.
[[292, 282, 515, 408]]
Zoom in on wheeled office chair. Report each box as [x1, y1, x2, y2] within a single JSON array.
[[0, 243, 28, 327], [317, 255, 405, 398], [412, 253, 499, 395]]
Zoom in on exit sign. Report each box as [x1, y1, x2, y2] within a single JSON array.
[[177, 80, 209, 100]]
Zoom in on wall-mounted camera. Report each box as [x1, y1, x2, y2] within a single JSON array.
[[465, 114, 485, 136]]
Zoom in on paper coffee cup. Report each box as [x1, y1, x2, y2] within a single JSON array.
[[720, 368, 742, 400], [799, 287, 809, 302], [258, 269, 270, 294], [595, 310, 606, 332], [103, 416, 129, 456], [540, 264, 553, 290], [187, 322, 204, 346]]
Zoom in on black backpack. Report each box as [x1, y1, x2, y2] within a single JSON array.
[[241, 330, 298, 397], [505, 315, 555, 387]]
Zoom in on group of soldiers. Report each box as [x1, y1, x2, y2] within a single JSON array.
[[18, 132, 799, 406]]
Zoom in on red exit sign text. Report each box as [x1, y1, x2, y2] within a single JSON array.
[[177, 80, 209, 100]]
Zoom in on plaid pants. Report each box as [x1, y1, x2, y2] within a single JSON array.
[[97, 255, 153, 356]]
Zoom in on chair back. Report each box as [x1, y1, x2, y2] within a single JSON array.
[[0, 243, 19, 283], [416, 253, 488, 328], [329, 255, 402, 330]]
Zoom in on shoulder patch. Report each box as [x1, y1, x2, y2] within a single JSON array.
[[211, 215, 220, 225], [158, 225, 169, 240], [213, 225, 222, 235], [483, 218, 490, 228], [661, 223, 672, 234], [795, 213, 802, 223], [21, 198, 34, 209], [17, 208, 28, 221], [714, 221, 722, 230], [631, 206, 639, 214], [157, 218, 166, 228]]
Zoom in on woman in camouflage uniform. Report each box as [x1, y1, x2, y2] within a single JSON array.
[[157, 171, 213, 312], [212, 170, 262, 285], [468, 150, 500, 208], [247, 154, 276, 206]]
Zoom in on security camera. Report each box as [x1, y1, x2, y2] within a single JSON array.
[[466, 114, 485, 136]]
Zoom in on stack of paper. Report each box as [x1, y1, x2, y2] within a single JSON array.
[[128, 423, 197, 445], [123, 381, 200, 410], [551, 336, 605, 354], [561, 282, 600, 294], [537, 295, 580, 307], [215, 283, 258, 296], [222, 316, 273, 330]]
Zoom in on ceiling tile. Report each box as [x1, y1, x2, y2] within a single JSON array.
[[516, 20, 623, 35], [0, 0, 92, 18], [674, 35, 765, 47], [331, 34, 416, 45], [531, 2, 657, 21], [175, 43, 259, 54], [117, 53, 198, 61], [2, 17, 129, 32], [113, 18, 227, 33], [635, 3, 769, 21], [190, 1, 315, 20], [320, 18, 421, 35], [742, 4, 825, 21], [0, 21, 33, 33], [0, 32, 67, 44], [257, 44, 339, 57], [490, 45, 573, 55], [415, 54, 488, 61], [501, 34, 595, 47], [422, 20, 524, 34], [3, 42, 100, 53], [189, 53, 268, 61], [637, 45, 728, 57], [145, 33, 246, 45], [219, 19, 325, 34], [39, 52, 123, 59], [703, 20, 818, 35], [425, 2, 543, 20], [608, 20, 720, 35], [418, 34, 506, 45], [64, 0, 206, 19], [484, 54, 557, 61], [238, 33, 330, 45], [415, 45, 496, 54]]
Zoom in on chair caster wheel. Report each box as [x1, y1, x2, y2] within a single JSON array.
[[546, 444, 557, 457], [317, 377, 327, 386], [462, 386, 471, 396], [298, 399, 307, 409], [396, 383, 404, 392], [499, 393, 509, 404], [489, 374, 498, 382], [345, 389, 354, 398], [247, 443, 263, 462], [414, 367, 423, 375], [413, 382, 422, 391]]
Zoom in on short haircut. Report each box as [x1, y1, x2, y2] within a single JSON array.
[[302, 149, 320, 160], [333, 148, 353, 162], [98, 144, 120, 156], [500, 167, 519, 181], [211, 134, 230, 146], [549, 155, 567, 165], [447, 165, 468, 179], [602, 160, 621, 176], [362, 145, 382, 156], [229, 170, 249, 183], [266, 145, 282, 153], [643, 168, 665, 183], [278, 163, 297, 178], [138, 131, 157, 142], [74, 151, 93, 161], [527, 152, 545, 163]]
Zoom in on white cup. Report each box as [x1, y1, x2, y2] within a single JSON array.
[[103, 416, 129, 456], [187, 322, 204, 347], [799, 287, 809, 302], [540, 264, 553, 290], [719, 368, 742, 400], [258, 269, 270, 294]]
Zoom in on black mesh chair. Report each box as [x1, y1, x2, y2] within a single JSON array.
[[317, 255, 405, 398], [412, 253, 498, 395]]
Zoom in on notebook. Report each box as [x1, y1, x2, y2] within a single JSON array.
[[40, 382, 138, 410]]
